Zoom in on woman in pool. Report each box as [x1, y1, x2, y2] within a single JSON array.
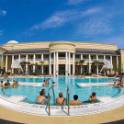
[[42, 80, 49, 87], [113, 73, 124, 88], [4, 80, 10, 88], [12, 80, 19, 88], [56, 92, 65, 105], [0, 81, 4, 87], [36, 89, 48, 104], [89, 92, 97, 103], [70, 95, 82, 105]]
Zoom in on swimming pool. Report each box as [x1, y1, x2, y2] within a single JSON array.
[[0, 76, 122, 105]]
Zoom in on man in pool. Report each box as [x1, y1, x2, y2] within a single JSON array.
[[4, 80, 10, 88], [56, 92, 65, 105], [113, 73, 124, 88], [89, 92, 97, 103], [42, 80, 49, 87], [36, 89, 48, 104], [0, 81, 4, 87], [70, 95, 82, 105], [12, 80, 19, 88]]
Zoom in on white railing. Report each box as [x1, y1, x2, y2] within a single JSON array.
[[14, 59, 48, 62]]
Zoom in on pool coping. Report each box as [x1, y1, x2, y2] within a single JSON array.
[[0, 92, 124, 116], [0, 75, 116, 79], [0, 76, 121, 116]]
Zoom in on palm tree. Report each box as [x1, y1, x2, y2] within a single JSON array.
[[92, 60, 104, 66], [20, 61, 30, 66], [75, 60, 85, 75], [92, 60, 104, 74]]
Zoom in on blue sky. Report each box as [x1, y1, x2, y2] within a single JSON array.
[[0, 0, 124, 48]]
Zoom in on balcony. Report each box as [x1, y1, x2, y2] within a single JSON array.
[[58, 57, 65, 60]]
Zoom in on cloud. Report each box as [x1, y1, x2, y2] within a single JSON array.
[[30, 7, 102, 31], [68, 0, 86, 5], [77, 15, 112, 36], [30, 10, 75, 30], [82, 7, 101, 16], [0, 9, 7, 16], [101, 36, 124, 48]]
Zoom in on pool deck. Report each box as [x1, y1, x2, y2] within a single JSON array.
[[0, 105, 124, 124]]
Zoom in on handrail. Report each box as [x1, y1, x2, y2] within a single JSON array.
[[51, 85, 56, 105], [47, 92, 51, 116], [45, 88, 51, 115], [45, 82, 56, 115], [66, 86, 70, 116]]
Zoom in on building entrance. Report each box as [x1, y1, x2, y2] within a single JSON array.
[[59, 64, 65, 75]]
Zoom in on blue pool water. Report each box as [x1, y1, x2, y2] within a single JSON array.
[[0, 76, 123, 105]]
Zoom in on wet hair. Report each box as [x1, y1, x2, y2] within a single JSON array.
[[73, 95, 78, 100], [40, 89, 45, 96], [59, 92, 63, 98], [92, 92, 96, 97]]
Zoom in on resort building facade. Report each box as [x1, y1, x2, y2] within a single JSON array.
[[0, 41, 124, 75]]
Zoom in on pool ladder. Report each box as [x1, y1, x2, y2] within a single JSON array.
[[46, 84, 55, 116], [46, 85, 70, 116]]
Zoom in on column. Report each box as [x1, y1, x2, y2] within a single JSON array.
[[103, 55, 106, 75], [104, 55, 106, 60], [96, 55, 99, 75], [0, 55, 1, 67], [81, 54, 83, 74], [88, 54, 91, 73], [68, 52, 71, 75], [65, 52, 68, 76], [72, 53, 75, 75], [18, 54, 21, 62], [53, 52, 56, 76], [33, 54, 36, 73], [56, 52, 58, 76], [12, 55, 14, 74], [49, 53, 52, 75], [18, 54, 21, 74], [110, 56, 113, 73], [5, 55, 8, 72], [116, 55, 119, 70], [26, 54, 28, 74], [41, 54, 43, 74], [1, 55, 3, 68]]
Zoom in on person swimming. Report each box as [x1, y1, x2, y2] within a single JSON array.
[[56, 92, 65, 105], [12, 80, 19, 88], [89, 92, 97, 103], [70, 95, 82, 105], [0, 81, 4, 87], [36, 89, 48, 104], [42, 80, 49, 87], [113, 75, 124, 88], [4, 80, 10, 88]]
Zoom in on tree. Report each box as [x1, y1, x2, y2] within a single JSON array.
[[75, 60, 85, 75]]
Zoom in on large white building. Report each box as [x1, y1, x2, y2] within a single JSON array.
[[0, 41, 124, 75]]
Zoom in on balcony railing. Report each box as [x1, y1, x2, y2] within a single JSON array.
[[58, 57, 65, 60]]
